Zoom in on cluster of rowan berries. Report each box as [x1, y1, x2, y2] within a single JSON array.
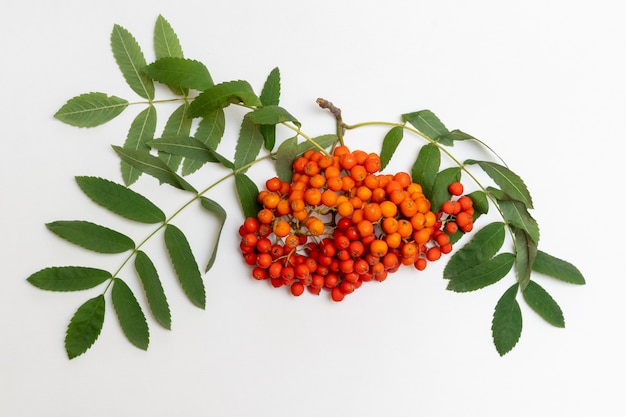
[[238, 145, 474, 301]]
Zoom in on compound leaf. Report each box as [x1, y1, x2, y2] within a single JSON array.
[[402, 110, 449, 140], [532, 250, 585, 285], [134, 251, 170, 330], [234, 115, 264, 173], [112, 146, 197, 193], [235, 173, 261, 219], [466, 160, 533, 209], [112, 278, 149, 350], [380, 126, 404, 170], [65, 294, 105, 359], [444, 222, 506, 280], [522, 280, 565, 328], [121, 105, 157, 185], [27, 266, 110, 292], [446, 252, 514, 292], [187, 80, 261, 118], [46, 220, 135, 254], [144, 57, 213, 91], [54, 92, 128, 128], [199, 197, 227, 272], [111, 24, 154, 100], [492, 284, 522, 356], [164, 224, 205, 309], [411, 143, 440, 199], [75, 176, 165, 224]]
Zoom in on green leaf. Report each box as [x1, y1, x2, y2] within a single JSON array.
[[498, 199, 540, 244], [121, 105, 157, 185], [184, 108, 226, 175], [148, 136, 222, 165], [235, 173, 261, 219], [380, 126, 404, 170], [65, 294, 105, 359], [112, 278, 149, 350], [492, 284, 522, 356], [75, 176, 165, 224], [154, 15, 184, 59], [260, 67, 280, 106], [164, 224, 205, 309], [430, 166, 461, 212], [522, 280, 565, 328], [159, 103, 193, 172], [153, 14, 186, 96], [444, 222, 506, 280], [110, 24, 154, 100], [247, 105, 300, 127], [437, 129, 475, 146], [27, 266, 110, 291], [402, 110, 449, 140], [199, 197, 228, 272], [446, 252, 514, 292], [532, 250, 585, 285], [275, 136, 299, 182], [234, 115, 265, 173], [187, 80, 261, 118], [467, 190, 489, 216], [54, 92, 129, 128], [512, 227, 538, 290], [134, 251, 171, 330], [296, 134, 338, 156], [144, 57, 214, 91], [46, 220, 135, 254], [466, 160, 533, 209], [411, 143, 440, 199], [112, 146, 197, 193], [258, 68, 282, 151]]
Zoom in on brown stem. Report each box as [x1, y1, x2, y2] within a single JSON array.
[[317, 98, 346, 145]]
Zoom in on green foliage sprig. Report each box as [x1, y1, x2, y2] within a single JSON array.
[[29, 15, 585, 359]]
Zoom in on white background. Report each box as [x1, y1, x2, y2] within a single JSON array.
[[1, 1, 623, 416]]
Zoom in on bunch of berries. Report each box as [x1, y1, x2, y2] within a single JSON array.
[[238, 145, 474, 301]]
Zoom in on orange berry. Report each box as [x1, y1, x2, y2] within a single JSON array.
[[382, 252, 399, 269], [385, 180, 403, 196], [364, 155, 381, 173], [389, 190, 406, 205], [426, 246, 442, 261], [337, 201, 354, 217], [304, 160, 320, 176], [401, 242, 418, 259], [333, 145, 351, 157], [356, 220, 374, 237], [306, 218, 325, 236], [262, 192, 280, 209], [456, 211, 473, 228], [351, 208, 364, 225], [284, 234, 300, 249], [410, 213, 425, 230], [325, 165, 341, 179], [399, 199, 418, 217], [413, 227, 433, 244], [363, 202, 383, 222], [356, 185, 373, 202], [349, 196, 363, 210], [257, 208, 274, 224], [292, 156, 308, 173], [341, 176, 356, 193], [370, 239, 389, 257], [448, 181, 464, 196], [340, 153, 358, 170], [371, 187, 386, 203], [424, 211, 437, 227], [406, 183, 423, 195], [350, 165, 367, 182], [326, 176, 343, 192], [309, 173, 326, 189], [364, 174, 380, 190], [292, 209, 308, 222], [275, 199, 291, 216], [382, 217, 399, 234], [352, 150, 369, 165], [318, 154, 334, 169], [397, 219, 413, 238], [304, 188, 322, 206], [273, 220, 291, 237], [414, 197, 431, 214], [393, 172, 411, 188], [321, 189, 338, 207], [291, 199, 306, 212], [459, 195, 473, 211], [380, 200, 398, 218], [384, 232, 402, 249], [265, 177, 281, 192]]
